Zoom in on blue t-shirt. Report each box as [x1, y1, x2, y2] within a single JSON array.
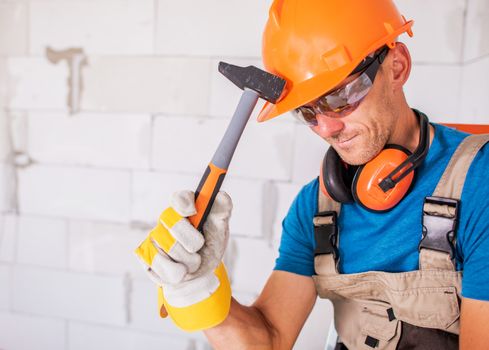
[[275, 123, 489, 301]]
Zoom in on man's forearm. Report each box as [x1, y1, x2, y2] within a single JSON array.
[[204, 297, 278, 349]]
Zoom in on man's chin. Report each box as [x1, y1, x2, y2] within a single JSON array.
[[334, 147, 374, 166], [339, 155, 366, 166]]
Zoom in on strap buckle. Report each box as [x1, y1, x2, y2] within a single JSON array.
[[419, 196, 459, 258], [313, 211, 339, 260]]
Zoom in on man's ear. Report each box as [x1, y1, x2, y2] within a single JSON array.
[[387, 42, 412, 90]]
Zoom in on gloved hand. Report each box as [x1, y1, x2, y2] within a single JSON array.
[[135, 190, 233, 331]]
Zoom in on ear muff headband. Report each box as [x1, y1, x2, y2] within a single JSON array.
[[320, 148, 355, 203], [378, 110, 430, 192]]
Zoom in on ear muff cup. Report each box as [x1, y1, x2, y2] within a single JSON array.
[[352, 145, 414, 212], [320, 147, 358, 203]]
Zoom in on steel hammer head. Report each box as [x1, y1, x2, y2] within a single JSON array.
[[218, 62, 286, 104]]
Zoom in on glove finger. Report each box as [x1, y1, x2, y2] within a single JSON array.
[[151, 249, 187, 284], [147, 219, 179, 255], [208, 191, 233, 220], [166, 241, 201, 274], [160, 207, 204, 253], [170, 190, 197, 217], [137, 220, 190, 265], [189, 228, 227, 279], [135, 234, 187, 284], [148, 217, 201, 273], [135, 235, 160, 267], [202, 192, 231, 252]]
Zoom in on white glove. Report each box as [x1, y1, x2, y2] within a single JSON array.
[[136, 190, 232, 308]]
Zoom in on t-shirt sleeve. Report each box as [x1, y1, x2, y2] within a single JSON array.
[[274, 179, 318, 276], [459, 145, 489, 301]]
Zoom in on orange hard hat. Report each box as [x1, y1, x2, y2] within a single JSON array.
[[258, 0, 414, 122]]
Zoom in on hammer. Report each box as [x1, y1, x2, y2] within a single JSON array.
[[188, 62, 286, 232], [156, 62, 286, 319]]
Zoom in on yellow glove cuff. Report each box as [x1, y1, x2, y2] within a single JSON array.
[[159, 262, 232, 331]]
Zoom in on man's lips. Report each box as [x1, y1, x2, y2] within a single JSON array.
[[333, 135, 358, 149], [333, 135, 357, 144]]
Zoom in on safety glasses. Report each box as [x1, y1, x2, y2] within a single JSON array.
[[293, 46, 389, 126]]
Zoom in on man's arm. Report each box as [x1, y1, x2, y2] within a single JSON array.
[[460, 297, 489, 349], [204, 270, 317, 350]]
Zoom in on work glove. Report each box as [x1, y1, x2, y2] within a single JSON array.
[[135, 190, 233, 331]]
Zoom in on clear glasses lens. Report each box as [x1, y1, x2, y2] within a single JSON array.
[[292, 72, 373, 126]]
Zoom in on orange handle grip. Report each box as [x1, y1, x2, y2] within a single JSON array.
[[189, 163, 227, 232]]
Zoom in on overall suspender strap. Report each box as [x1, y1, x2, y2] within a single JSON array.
[[432, 134, 489, 199], [314, 182, 341, 275], [419, 134, 489, 271]]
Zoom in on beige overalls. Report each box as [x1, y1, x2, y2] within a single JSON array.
[[312, 134, 489, 349]]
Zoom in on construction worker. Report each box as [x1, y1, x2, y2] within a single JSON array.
[[136, 0, 489, 349]]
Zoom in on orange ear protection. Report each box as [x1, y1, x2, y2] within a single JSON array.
[[320, 110, 430, 212]]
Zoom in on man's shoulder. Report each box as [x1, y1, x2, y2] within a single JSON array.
[[290, 177, 319, 205], [433, 123, 489, 168], [442, 124, 489, 166], [299, 177, 319, 197], [432, 123, 468, 146], [285, 178, 319, 221]]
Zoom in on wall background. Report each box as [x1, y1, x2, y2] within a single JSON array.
[[0, 0, 488, 349]]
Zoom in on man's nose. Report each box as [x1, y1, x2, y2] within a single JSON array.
[[315, 113, 345, 138]]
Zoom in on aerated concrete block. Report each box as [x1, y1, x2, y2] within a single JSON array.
[[12, 265, 126, 325], [18, 165, 131, 223], [29, 0, 153, 55]]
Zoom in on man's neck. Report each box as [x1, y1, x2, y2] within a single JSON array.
[[389, 106, 433, 153]]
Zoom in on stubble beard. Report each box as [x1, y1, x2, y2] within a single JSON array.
[[331, 105, 393, 166], [333, 130, 388, 165]]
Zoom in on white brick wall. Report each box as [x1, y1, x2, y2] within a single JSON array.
[[267, 181, 304, 249], [0, 1, 488, 350], [404, 64, 463, 122], [30, 0, 154, 55], [155, 0, 269, 57], [0, 2, 28, 55], [0, 214, 16, 263], [17, 216, 69, 269], [0, 264, 12, 310], [18, 165, 131, 222], [28, 112, 152, 169], [68, 220, 146, 275], [68, 322, 195, 350], [12, 265, 126, 325], [396, 0, 466, 63], [81, 57, 211, 114], [151, 115, 227, 174], [5, 57, 68, 110], [131, 171, 200, 225], [0, 111, 11, 162], [463, 0, 489, 61], [0, 312, 66, 350], [8, 111, 28, 154], [0, 163, 15, 212], [291, 121, 329, 184], [460, 56, 489, 123], [227, 237, 277, 294]]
